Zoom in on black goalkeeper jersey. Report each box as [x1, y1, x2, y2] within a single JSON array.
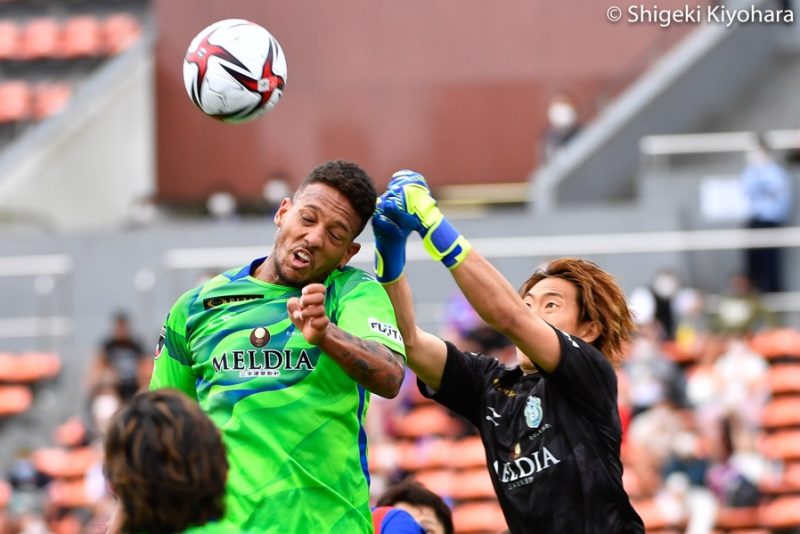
[[419, 327, 644, 534]]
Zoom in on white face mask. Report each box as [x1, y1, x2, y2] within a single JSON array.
[[92, 394, 120, 431], [652, 273, 679, 298], [548, 102, 577, 129]]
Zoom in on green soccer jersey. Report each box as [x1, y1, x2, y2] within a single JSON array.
[[150, 258, 405, 534]]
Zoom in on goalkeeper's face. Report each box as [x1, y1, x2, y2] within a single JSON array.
[[521, 277, 598, 346], [271, 183, 362, 286]]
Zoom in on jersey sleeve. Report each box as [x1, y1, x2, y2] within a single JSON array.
[[418, 341, 498, 426], [333, 273, 406, 360], [537, 325, 618, 427], [149, 291, 198, 399]]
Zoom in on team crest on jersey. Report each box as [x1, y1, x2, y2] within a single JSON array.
[[154, 326, 166, 359], [524, 395, 543, 429], [368, 317, 403, 344], [250, 327, 270, 348]]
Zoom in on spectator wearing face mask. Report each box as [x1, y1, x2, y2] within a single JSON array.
[[540, 92, 582, 164]]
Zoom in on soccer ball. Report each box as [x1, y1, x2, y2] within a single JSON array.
[[183, 19, 287, 123]]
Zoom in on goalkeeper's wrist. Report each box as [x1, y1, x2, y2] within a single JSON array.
[[422, 216, 472, 269]]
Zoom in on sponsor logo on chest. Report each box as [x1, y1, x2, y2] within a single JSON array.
[[211, 348, 315, 377], [493, 445, 562, 489]]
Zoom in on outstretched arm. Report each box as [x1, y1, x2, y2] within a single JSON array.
[[382, 276, 448, 391], [449, 250, 562, 371], [372, 198, 448, 389], [288, 284, 405, 398], [380, 171, 562, 372]]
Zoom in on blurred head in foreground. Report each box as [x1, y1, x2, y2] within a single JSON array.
[[103, 389, 228, 534]]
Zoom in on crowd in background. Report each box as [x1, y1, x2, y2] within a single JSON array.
[[0, 261, 797, 533]]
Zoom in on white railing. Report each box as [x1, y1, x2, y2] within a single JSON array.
[[639, 128, 800, 158]]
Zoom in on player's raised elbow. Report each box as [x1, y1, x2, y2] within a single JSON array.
[[375, 371, 403, 399]]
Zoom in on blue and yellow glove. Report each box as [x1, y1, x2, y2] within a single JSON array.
[[379, 169, 472, 270], [372, 194, 411, 284]]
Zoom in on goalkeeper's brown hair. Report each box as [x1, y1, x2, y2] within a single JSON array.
[[104, 389, 228, 534], [518, 258, 634, 365]]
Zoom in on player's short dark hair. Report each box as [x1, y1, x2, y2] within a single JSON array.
[[376, 479, 454, 534], [298, 160, 377, 237], [519, 258, 634, 365], [103, 389, 227, 534]]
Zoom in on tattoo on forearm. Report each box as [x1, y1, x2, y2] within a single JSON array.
[[330, 328, 403, 395]]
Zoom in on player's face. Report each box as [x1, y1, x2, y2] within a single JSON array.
[[518, 276, 598, 364], [270, 183, 362, 287]]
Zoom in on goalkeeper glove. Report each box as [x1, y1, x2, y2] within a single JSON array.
[[380, 169, 472, 269], [372, 195, 411, 284]]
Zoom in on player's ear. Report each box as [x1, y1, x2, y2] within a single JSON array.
[[578, 320, 600, 344], [339, 242, 361, 268], [274, 198, 292, 226]]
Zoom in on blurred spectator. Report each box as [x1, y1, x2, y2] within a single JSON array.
[[86, 311, 148, 403], [6, 449, 49, 519], [711, 273, 777, 335], [626, 398, 688, 496], [706, 417, 766, 509], [623, 324, 686, 416], [206, 190, 239, 223], [539, 92, 582, 164], [629, 269, 685, 341], [460, 325, 515, 365], [262, 173, 292, 215], [739, 134, 793, 293], [673, 288, 711, 359], [374, 479, 453, 534]]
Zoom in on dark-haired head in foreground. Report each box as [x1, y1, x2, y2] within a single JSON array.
[[377, 479, 453, 534], [104, 389, 227, 534]]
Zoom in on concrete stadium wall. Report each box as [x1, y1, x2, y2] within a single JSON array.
[[0, 39, 156, 232]]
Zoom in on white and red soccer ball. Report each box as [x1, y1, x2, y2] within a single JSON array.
[[183, 19, 287, 123]]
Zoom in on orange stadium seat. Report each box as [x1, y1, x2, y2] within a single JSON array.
[[749, 328, 800, 360], [0, 385, 33, 416], [0, 81, 32, 123], [449, 468, 496, 500], [451, 501, 507, 533], [48, 479, 92, 508], [53, 417, 90, 448], [767, 364, 800, 395], [62, 16, 103, 58], [12, 351, 61, 382], [450, 436, 488, 469], [0, 479, 9, 509], [393, 405, 462, 438], [18, 18, 61, 60], [0, 20, 20, 60], [631, 498, 683, 531], [761, 397, 800, 429], [714, 506, 760, 530], [760, 429, 800, 461], [32, 446, 98, 478], [760, 462, 800, 495], [413, 469, 455, 498], [397, 438, 453, 472], [103, 13, 141, 54], [759, 495, 800, 529], [32, 82, 71, 119]]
